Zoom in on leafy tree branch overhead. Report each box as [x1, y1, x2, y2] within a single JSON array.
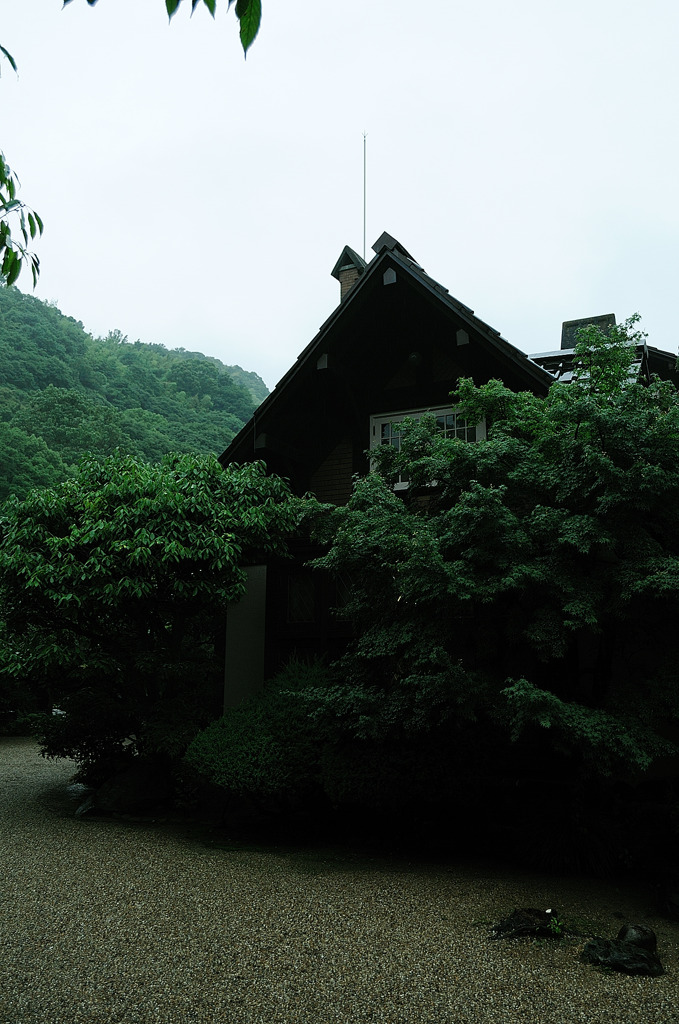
[[0, 47, 43, 288], [63, 0, 262, 55], [2, 0, 260, 289], [0, 150, 42, 287]]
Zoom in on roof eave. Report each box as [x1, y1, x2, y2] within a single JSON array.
[[220, 246, 554, 464]]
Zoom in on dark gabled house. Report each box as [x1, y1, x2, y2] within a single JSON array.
[[218, 231, 678, 707], [222, 232, 552, 499], [218, 232, 557, 706]]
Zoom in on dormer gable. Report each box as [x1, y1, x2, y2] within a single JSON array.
[[371, 231, 419, 264], [331, 245, 367, 301]]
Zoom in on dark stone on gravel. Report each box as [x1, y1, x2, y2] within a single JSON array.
[[580, 936, 664, 976], [616, 924, 658, 952]]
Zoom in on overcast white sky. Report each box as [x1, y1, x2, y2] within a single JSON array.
[[3, 0, 678, 390]]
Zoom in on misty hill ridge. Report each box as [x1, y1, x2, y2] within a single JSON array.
[[0, 286, 268, 500]]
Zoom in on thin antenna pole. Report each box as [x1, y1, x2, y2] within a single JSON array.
[[363, 131, 367, 261]]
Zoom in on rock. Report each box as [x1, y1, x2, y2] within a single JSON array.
[[491, 907, 562, 940], [94, 761, 174, 815], [616, 923, 657, 952], [579, 937, 664, 977]]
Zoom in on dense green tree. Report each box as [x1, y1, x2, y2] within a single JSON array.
[[166, 348, 268, 406], [0, 286, 266, 498], [306, 318, 679, 780], [0, 421, 69, 502], [10, 386, 129, 466], [0, 452, 298, 775]]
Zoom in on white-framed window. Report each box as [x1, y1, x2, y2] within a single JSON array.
[[370, 405, 486, 487]]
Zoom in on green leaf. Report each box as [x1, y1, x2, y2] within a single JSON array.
[[7, 253, 22, 287], [29, 252, 39, 287], [19, 210, 29, 246], [1, 247, 15, 277], [0, 45, 17, 74], [166, 0, 182, 19], [237, 0, 261, 54], [203, 0, 217, 14]]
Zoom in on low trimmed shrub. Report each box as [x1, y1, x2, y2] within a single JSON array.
[[184, 658, 333, 802]]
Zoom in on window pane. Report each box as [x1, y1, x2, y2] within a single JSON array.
[[371, 408, 483, 489]]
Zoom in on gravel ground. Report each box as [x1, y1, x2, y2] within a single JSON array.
[[1, 735, 677, 1024]]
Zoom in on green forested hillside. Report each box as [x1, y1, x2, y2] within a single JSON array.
[[0, 287, 267, 500]]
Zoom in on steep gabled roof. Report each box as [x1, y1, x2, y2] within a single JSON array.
[[220, 233, 554, 466]]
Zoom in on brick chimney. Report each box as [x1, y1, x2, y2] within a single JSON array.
[[331, 245, 367, 301], [561, 314, 616, 350]]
